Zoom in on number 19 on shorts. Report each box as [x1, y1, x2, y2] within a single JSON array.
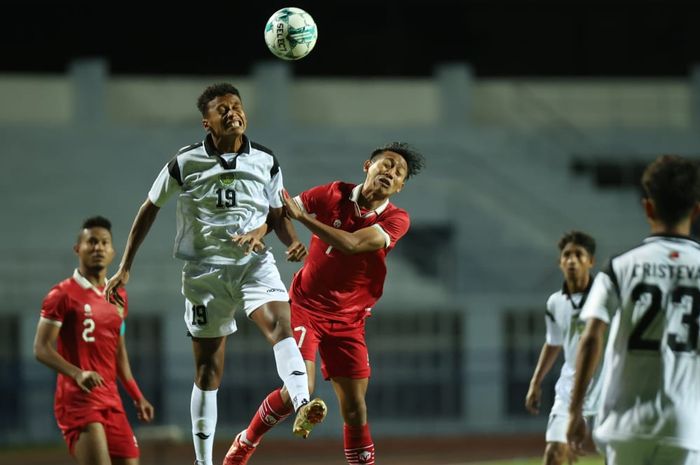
[[189, 304, 208, 326]]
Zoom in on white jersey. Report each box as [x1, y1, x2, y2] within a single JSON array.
[[148, 134, 285, 265], [581, 234, 700, 450], [545, 281, 603, 416]]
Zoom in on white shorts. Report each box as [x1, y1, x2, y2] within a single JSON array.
[[181, 252, 289, 338], [546, 412, 597, 445], [605, 440, 700, 465]]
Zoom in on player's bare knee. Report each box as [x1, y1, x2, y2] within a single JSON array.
[[544, 442, 567, 465], [262, 324, 293, 345], [195, 365, 222, 389], [273, 321, 293, 342], [252, 310, 292, 344], [341, 401, 367, 424]]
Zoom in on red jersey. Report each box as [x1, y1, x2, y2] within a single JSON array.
[[40, 270, 128, 416], [290, 181, 410, 323]]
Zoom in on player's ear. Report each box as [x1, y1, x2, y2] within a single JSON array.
[[691, 202, 700, 222], [395, 180, 406, 193], [642, 197, 656, 222], [73, 243, 80, 255], [202, 119, 209, 132], [363, 159, 372, 173]]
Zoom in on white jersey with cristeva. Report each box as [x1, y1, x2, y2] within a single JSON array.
[[148, 134, 284, 265], [581, 234, 700, 450], [545, 283, 603, 416]]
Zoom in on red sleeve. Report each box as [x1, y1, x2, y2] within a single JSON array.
[[298, 182, 336, 215], [40, 285, 67, 323], [377, 209, 410, 249]]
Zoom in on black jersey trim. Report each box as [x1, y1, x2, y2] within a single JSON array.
[[545, 309, 556, 323], [646, 233, 700, 250], [610, 234, 699, 265], [270, 153, 280, 177], [561, 275, 594, 310], [204, 134, 249, 170], [251, 141, 280, 177], [204, 133, 223, 157], [251, 141, 274, 156], [600, 242, 651, 299], [176, 142, 203, 155], [167, 157, 183, 186], [170, 142, 202, 185], [602, 259, 621, 297], [204, 134, 250, 156]]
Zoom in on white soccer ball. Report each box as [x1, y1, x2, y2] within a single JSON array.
[[264, 7, 318, 61]]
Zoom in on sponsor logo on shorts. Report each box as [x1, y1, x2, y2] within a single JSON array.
[[291, 370, 305, 376], [332, 219, 342, 228], [266, 288, 286, 293]]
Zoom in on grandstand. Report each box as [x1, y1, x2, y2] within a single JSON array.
[[1, 55, 697, 464]]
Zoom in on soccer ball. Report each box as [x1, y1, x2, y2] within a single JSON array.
[[264, 7, 318, 61]]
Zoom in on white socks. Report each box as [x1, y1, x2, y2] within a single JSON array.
[[191, 384, 218, 465], [273, 337, 310, 411]]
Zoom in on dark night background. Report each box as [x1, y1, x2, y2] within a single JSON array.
[[4, 0, 700, 77]]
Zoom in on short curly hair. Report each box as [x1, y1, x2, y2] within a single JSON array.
[[77, 215, 112, 243], [197, 83, 241, 116], [370, 142, 425, 180], [642, 155, 700, 227], [558, 230, 596, 257]]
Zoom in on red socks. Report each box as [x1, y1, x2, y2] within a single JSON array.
[[344, 423, 375, 465], [246, 393, 376, 465], [245, 388, 293, 445]]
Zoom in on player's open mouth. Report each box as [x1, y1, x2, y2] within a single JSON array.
[[377, 177, 391, 187]]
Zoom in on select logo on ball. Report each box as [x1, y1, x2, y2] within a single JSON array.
[[264, 7, 318, 61]]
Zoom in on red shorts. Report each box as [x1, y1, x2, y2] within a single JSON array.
[[56, 405, 139, 458], [291, 303, 370, 380]]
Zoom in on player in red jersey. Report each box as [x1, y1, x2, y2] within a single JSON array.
[[33, 216, 154, 465], [223, 142, 425, 465]]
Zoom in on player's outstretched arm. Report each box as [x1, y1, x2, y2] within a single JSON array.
[[268, 206, 308, 261], [280, 190, 385, 255], [566, 318, 607, 457], [116, 335, 154, 422], [232, 222, 268, 255], [33, 320, 104, 393], [105, 199, 160, 304], [525, 343, 561, 414]]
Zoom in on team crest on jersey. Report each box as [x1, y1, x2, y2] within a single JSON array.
[[219, 173, 236, 186], [332, 219, 342, 228], [570, 315, 586, 335]]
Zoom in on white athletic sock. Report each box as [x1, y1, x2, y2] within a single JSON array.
[[273, 337, 310, 411], [191, 384, 218, 465]]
